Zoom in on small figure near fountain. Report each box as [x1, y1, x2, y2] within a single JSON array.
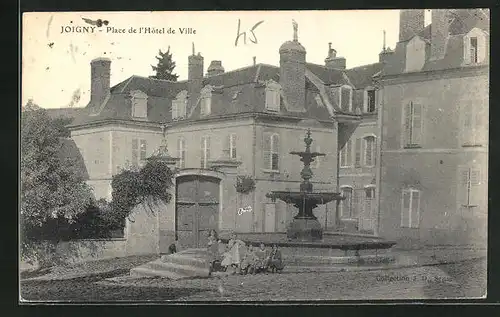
[[266, 129, 344, 242]]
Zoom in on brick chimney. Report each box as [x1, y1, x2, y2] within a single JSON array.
[[187, 44, 204, 113], [430, 9, 452, 61], [90, 57, 111, 107], [279, 38, 306, 112], [324, 43, 346, 69], [399, 9, 425, 42], [206, 60, 225, 76]]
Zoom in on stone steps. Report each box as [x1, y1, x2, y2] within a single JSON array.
[[130, 249, 211, 279]]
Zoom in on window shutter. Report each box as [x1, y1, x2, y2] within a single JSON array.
[[346, 139, 352, 166], [132, 139, 138, 166], [364, 137, 374, 166], [200, 137, 206, 168], [180, 99, 187, 117], [263, 133, 271, 169], [274, 89, 280, 110], [464, 36, 472, 64], [477, 34, 486, 63], [412, 103, 422, 145], [458, 168, 470, 207], [410, 190, 420, 228], [230, 134, 237, 159], [340, 144, 346, 167], [470, 168, 481, 206], [355, 138, 362, 167], [401, 190, 411, 227], [206, 136, 211, 161], [140, 140, 147, 160], [352, 189, 361, 218], [363, 90, 368, 113], [475, 104, 484, 145], [271, 134, 280, 170], [404, 102, 412, 147]]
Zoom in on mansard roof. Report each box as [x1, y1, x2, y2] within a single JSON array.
[[69, 59, 382, 128]]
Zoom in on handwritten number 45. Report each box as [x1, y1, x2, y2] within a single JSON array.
[[235, 19, 264, 46]]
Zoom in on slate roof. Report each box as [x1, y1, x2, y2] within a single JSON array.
[[57, 137, 89, 180], [382, 9, 489, 76], [70, 58, 382, 128], [46, 107, 84, 119]]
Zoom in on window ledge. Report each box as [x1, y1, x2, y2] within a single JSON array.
[[262, 169, 280, 174], [461, 204, 478, 208], [462, 144, 483, 148], [340, 166, 353, 169], [403, 145, 422, 149]]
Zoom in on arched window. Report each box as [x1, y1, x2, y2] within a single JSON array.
[[464, 28, 487, 65], [364, 136, 376, 167]]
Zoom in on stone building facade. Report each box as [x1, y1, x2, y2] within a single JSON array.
[[377, 9, 489, 247], [67, 29, 384, 253]]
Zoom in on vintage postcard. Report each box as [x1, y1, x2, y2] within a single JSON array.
[[20, 10, 488, 302]]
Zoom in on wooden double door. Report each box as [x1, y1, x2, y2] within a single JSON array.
[[175, 175, 220, 249]]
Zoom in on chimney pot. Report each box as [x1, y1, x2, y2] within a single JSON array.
[[207, 60, 225, 76], [253, 56, 256, 66]]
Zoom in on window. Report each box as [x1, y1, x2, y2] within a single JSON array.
[[132, 138, 147, 167], [228, 133, 237, 160], [458, 167, 481, 208], [200, 136, 210, 169], [364, 136, 376, 167], [470, 37, 478, 64], [130, 90, 148, 118], [354, 138, 362, 167], [132, 139, 138, 167], [140, 140, 147, 160], [401, 188, 421, 228], [172, 90, 188, 120], [364, 89, 376, 113], [464, 29, 487, 65], [403, 101, 423, 148], [177, 137, 186, 169], [340, 187, 353, 219], [263, 133, 280, 171], [200, 86, 212, 116], [340, 139, 352, 168], [462, 101, 485, 147], [339, 85, 353, 112], [265, 80, 281, 111], [364, 187, 375, 217]]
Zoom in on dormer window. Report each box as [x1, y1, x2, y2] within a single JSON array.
[[172, 90, 188, 120], [363, 88, 376, 113], [339, 85, 353, 112], [464, 28, 487, 65], [130, 90, 148, 118], [265, 80, 281, 112], [200, 85, 213, 116]]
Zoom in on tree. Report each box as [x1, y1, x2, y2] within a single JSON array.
[[150, 47, 179, 81], [21, 100, 94, 264]]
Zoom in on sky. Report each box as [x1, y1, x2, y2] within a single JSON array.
[[22, 10, 432, 109]]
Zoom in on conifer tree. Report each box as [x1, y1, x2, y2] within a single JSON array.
[[150, 47, 179, 81]]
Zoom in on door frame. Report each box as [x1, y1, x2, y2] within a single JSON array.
[[174, 169, 224, 248]]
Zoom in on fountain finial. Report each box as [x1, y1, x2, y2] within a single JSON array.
[[304, 128, 312, 152]]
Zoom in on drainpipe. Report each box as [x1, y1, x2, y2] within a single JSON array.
[[335, 119, 341, 231], [374, 77, 384, 237]]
